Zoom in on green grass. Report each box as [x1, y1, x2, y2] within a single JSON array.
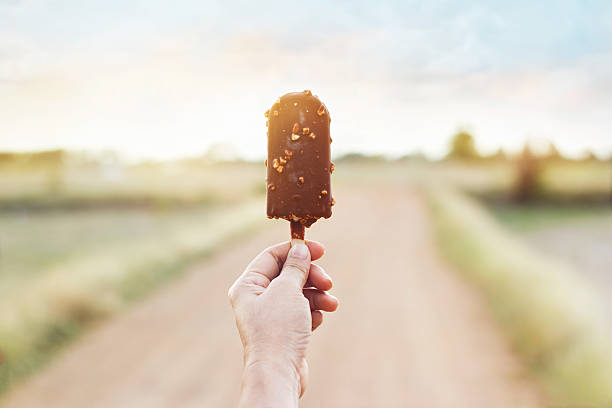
[[427, 187, 612, 407], [0, 200, 265, 396], [486, 203, 612, 231]]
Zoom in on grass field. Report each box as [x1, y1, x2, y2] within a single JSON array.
[[0, 161, 267, 395], [487, 202, 612, 231], [336, 158, 611, 202], [0, 202, 265, 394], [540, 161, 612, 201], [0, 161, 265, 210], [427, 187, 612, 406]]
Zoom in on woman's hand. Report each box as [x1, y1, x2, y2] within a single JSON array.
[[228, 240, 338, 407]]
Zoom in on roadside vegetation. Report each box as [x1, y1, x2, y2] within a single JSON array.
[[425, 131, 612, 406], [427, 187, 612, 406], [0, 153, 266, 395]]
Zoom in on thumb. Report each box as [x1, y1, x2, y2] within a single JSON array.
[[279, 240, 311, 288]]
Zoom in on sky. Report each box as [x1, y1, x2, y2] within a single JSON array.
[[1, 0, 612, 160]]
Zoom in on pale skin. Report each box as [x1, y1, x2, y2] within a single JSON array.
[[228, 240, 338, 408]]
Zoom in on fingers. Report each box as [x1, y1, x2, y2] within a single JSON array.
[[303, 288, 338, 312], [230, 240, 327, 305], [305, 264, 332, 291], [265, 240, 325, 268], [311, 310, 323, 331], [243, 240, 325, 284], [278, 241, 311, 288]]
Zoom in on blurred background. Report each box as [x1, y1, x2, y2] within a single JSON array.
[[1, 1, 611, 407]]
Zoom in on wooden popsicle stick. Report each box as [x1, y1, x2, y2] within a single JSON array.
[[290, 220, 305, 240]]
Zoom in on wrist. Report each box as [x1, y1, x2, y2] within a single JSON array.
[[240, 355, 300, 408]]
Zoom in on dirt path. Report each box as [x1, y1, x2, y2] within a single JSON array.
[[3, 187, 545, 407]]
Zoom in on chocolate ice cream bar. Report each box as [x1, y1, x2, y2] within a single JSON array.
[[265, 90, 334, 239]]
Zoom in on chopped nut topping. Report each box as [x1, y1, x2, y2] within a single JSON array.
[[330, 162, 335, 173], [268, 184, 276, 191], [331, 197, 336, 206], [302, 127, 310, 135], [284, 149, 293, 156], [265, 120, 269, 127], [291, 134, 301, 141], [329, 136, 333, 143], [264, 159, 268, 167], [273, 110, 279, 116], [276, 165, 284, 173], [292, 123, 300, 133], [304, 90, 312, 96], [272, 158, 279, 168], [309, 132, 316, 139], [317, 105, 326, 116], [264, 110, 270, 118], [291, 214, 300, 221], [298, 176, 304, 184], [321, 190, 328, 195], [279, 157, 287, 165]]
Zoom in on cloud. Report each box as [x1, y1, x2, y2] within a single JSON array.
[[1, 1, 611, 158]]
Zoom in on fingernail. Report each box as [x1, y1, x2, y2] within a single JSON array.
[[289, 242, 309, 260]]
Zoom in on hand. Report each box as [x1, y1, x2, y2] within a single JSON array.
[[228, 240, 338, 407]]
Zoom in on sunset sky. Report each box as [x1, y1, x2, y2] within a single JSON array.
[[1, 0, 611, 160]]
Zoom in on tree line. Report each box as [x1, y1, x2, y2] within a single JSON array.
[[447, 130, 607, 162]]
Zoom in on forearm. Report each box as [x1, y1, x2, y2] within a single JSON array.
[[239, 359, 300, 408]]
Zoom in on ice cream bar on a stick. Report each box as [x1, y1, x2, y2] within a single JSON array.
[[265, 90, 334, 240]]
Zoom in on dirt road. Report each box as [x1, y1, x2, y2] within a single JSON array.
[[3, 187, 545, 407]]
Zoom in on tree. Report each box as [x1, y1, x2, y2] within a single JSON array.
[[447, 130, 478, 160], [514, 144, 541, 202]]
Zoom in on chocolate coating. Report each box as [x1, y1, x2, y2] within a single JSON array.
[[266, 91, 333, 231]]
